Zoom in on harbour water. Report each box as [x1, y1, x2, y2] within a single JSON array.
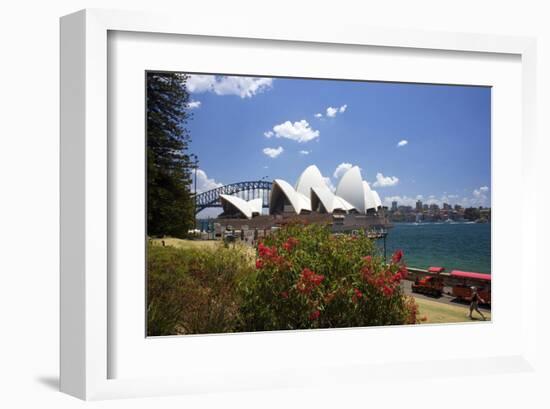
[[382, 222, 491, 274]]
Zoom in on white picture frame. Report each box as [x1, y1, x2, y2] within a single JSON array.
[[60, 8, 538, 401]]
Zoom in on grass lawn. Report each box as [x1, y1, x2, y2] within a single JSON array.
[[149, 237, 257, 258], [149, 237, 221, 249], [414, 297, 491, 324]]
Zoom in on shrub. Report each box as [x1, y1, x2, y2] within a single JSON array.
[[147, 242, 255, 336], [239, 223, 417, 331]]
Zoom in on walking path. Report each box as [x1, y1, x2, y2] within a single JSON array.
[[401, 279, 491, 311]]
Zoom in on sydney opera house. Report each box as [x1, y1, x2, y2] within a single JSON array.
[[216, 165, 387, 231]]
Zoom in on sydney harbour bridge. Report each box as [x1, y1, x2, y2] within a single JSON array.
[[194, 180, 273, 215]]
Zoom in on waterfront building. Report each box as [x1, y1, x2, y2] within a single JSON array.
[[416, 200, 423, 211]]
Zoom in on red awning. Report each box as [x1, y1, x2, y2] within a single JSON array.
[[450, 270, 491, 281], [428, 266, 445, 273]]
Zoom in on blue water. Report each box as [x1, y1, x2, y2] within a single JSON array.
[[381, 222, 491, 274]]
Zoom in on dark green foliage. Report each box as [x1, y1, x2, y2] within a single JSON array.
[[238, 223, 417, 332], [147, 72, 195, 238], [464, 207, 481, 221]]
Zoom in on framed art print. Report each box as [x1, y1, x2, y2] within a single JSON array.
[[60, 9, 538, 400]]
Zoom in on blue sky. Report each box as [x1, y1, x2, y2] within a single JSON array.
[[182, 74, 491, 216]]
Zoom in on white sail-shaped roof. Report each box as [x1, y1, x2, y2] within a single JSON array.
[[371, 190, 382, 208], [247, 198, 263, 215], [311, 186, 356, 213], [363, 181, 377, 211], [270, 179, 312, 215], [333, 195, 356, 212], [310, 186, 333, 212], [335, 166, 366, 214], [220, 194, 260, 219], [295, 165, 327, 198]]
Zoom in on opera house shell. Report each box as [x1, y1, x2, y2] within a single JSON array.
[[219, 165, 383, 220]]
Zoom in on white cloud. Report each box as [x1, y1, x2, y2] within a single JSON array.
[[326, 104, 347, 118], [333, 162, 353, 179], [263, 146, 284, 158], [187, 100, 201, 109], [194, 169, 223, 193], [186, 75, 273, 98], [373, 172, 399, 187], [326, 107, 338, 117], [314, 113, 323, 118], [186, 75, 216, 93], [397, 139, 408, 147], [472, 186, 490, 206], [323, 176, 336, 192], [299, 150, 310, 155], [264, 131, 274, 138], [272, 120, 320, 143]]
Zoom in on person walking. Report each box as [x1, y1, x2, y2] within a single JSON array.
[[469, 286, 486, 320]]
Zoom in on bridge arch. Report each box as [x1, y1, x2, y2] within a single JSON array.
[[194, 180, 273, 214]]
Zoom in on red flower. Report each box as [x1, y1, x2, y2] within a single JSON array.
[[280, 291, 289, 299], [382, 285, 394, 297], [255, 259, 264, 269], [258, 242, 272, 258], [361, 266, 373, 282], [363, 255, 373, 264], [392, 249, 404, 263], [352, 288, 364, 304], [296, 268, 325, 294], [282, 238, 298, 251], [309, 310, 320, 320]]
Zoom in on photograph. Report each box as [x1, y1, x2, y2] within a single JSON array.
[[146, 71, 492, 336]]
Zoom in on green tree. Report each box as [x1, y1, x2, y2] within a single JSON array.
[[464, 207, 481, 221], [147, 72, 195, 238]]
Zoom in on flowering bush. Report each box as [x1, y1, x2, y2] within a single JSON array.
[[239, 223, 418, 331]]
